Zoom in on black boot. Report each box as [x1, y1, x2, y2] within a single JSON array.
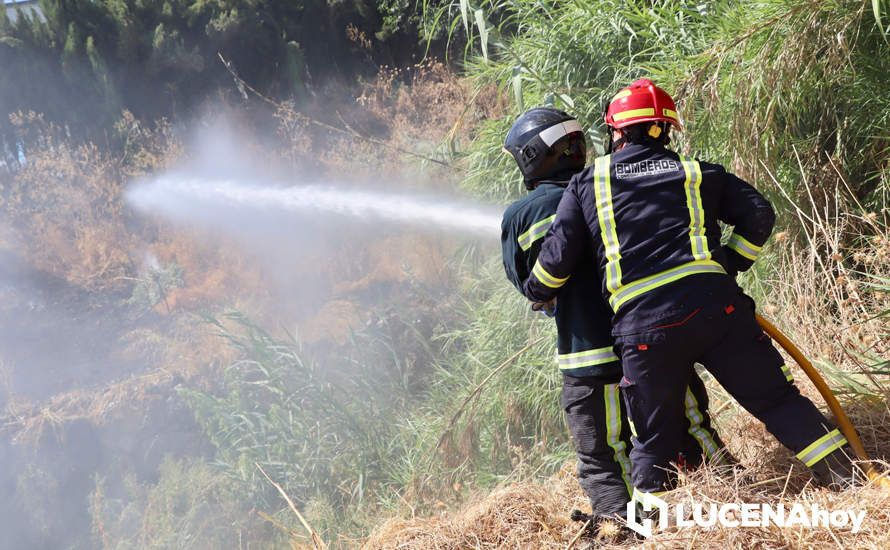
[[569, 509, 600, 536], [810, 449, 856, 491], [570, 509, 640, 542]]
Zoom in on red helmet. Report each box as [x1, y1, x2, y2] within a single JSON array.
[[604, 79, 682, 130]]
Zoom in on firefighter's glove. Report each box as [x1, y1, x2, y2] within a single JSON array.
[[720, 245, 740, 280], [531, 298, 557, 318]]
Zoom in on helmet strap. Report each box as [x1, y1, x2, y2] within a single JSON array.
[[607, 127, 627, 153]]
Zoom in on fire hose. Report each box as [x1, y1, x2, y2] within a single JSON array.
[[756, 314, 890, 489]]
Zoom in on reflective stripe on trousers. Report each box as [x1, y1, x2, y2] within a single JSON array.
[[780, 364, 793, 382], [631, 488, 666, 505], [684, 387, 723, 463], [796, 428, 847, 467], [604, 383, 633, 494]]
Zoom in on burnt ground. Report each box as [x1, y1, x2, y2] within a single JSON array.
[[0, 250, 145, 402], [0, 249, 212, 549]]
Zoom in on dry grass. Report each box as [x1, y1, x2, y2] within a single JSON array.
[[2, 369, 177, 445], [365, 412, 890, 549], [143, 232, 266, 315], [0, 54, 488, 433], [331, 234, 452, 296], [0, 316, 236, 445], [2, 112, 184, 293], [4, 114, 133, 291], [757, 166, 889, 389], [275, 59, 504, 182], [363, 464, 587, 550]]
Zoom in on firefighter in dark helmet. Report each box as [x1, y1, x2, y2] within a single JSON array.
[[523, 80, 854, 503], [501, 107, 729, 526]]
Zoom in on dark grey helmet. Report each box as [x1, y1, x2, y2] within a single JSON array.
[[504, 107, 586, 189]]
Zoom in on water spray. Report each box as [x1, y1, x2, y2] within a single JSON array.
[[126, 175, 503, 238]]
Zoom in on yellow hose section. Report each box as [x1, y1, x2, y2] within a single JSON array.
[[756, 314, 890, 489]]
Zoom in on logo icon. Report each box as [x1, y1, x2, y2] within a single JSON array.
[[625, 492, 668, 538]]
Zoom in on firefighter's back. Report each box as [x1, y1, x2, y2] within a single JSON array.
[[574, 143, 737, 332]]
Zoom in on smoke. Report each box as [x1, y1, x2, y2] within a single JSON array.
[[121, 121, 505, 325], [0, 109, 506, 548]]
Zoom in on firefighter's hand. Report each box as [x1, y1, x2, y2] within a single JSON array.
[[531, 298, 557, 317]]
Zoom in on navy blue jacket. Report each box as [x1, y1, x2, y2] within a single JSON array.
[[523, 144, 774, 332], [502, 180, 621, 380]]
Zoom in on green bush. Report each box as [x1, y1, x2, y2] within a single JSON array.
[[439, 0, 889, 207], [179, 309, 444, 538]]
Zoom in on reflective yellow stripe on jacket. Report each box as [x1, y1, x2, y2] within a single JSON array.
[[557, 346, 618, 370], [517, 215, 555, 251], [678, 155, 709, 261], [727, 232, 762, 261], [608, 259, 726, 311], [593, 156, 622, 293], [531, 259, 569, 289], [592, 155, 726, 312]]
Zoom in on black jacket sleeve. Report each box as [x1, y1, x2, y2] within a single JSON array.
[[713, 165, 775, 273], [501, 214, 527, 293], [522, 179, 589, 302]]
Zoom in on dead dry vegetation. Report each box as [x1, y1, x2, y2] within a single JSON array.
[[0, 60, 486, 426], [366, 455, 890, 549]]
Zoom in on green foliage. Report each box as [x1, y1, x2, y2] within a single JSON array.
[[91, 458, 271, 549], [873, 0, 890, 33], [126, 261, 184, 314], [435, 0, 890, 209], [179, 258, 576, 541], [179, 310, 438, 537], [414, 259, 572, 486], [0, 0, 450, 147]]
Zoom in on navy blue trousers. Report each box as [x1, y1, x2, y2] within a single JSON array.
[[616, 291, 844, 494]]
